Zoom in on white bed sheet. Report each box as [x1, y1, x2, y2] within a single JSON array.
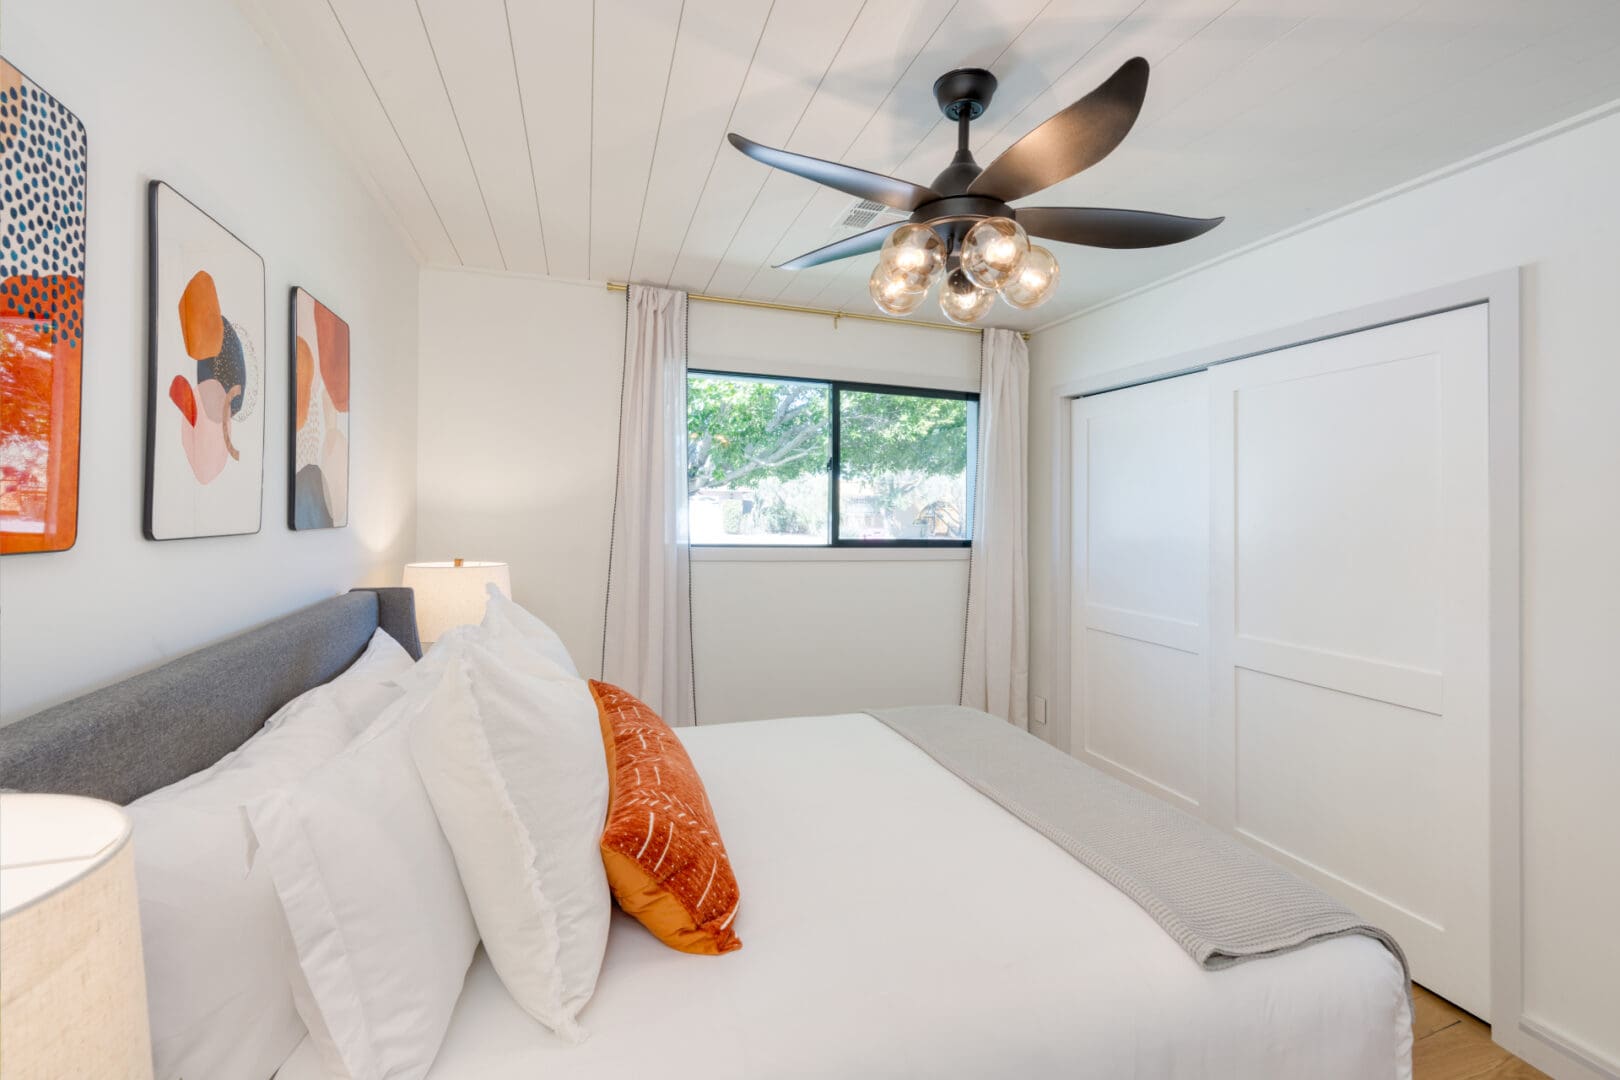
[[278, 713, 1411, 1080]]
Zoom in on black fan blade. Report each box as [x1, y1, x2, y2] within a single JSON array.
[[969, 57, 1150, 202], [729, 133, 940, 212], [775, 221, 904, 270], [1014, 206, 1223, 249]]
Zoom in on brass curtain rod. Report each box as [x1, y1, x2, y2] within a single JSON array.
[[604, 282, 1030, 341]]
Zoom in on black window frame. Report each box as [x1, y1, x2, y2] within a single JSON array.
[[687, 368, 977, 549]]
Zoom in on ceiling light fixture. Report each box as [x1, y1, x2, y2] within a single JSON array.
[[728, 57, 1225, 325], [880, 223, 945, 290], [939, 267, 996, 326], [1000, 244, 1060, 310], [868, 262, 927, 316]]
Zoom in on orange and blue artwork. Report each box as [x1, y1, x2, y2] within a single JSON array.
[[289, 288, 349, 529], [145, 181, 265, 540], [0, 58, 86, 555]]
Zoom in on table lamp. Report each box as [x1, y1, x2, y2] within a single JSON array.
[[402, 558, 512, 646], [0, 792, 153, 1079]]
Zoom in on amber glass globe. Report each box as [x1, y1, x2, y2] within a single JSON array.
[[939, 267, 995, 325], [869, 262, 926, 316], [960, 216, 1029, 290], [1000, 244, 1060, 309], [879, 223, 945, 291]]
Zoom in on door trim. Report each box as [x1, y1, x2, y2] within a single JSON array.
[[1041, 269, 1576, 1073]]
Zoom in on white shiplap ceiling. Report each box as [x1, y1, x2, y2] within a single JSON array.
[[241, 0, 1620, 331]]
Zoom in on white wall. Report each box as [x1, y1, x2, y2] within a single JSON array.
[[416, 268, 978, 725], [414, 272, 623, 676], [0, 0, 420, 722], [1028, 106, 1620, 1076]]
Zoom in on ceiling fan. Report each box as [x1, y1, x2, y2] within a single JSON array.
[[727, 57, 1223, 324]]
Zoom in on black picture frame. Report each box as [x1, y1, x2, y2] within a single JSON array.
[[143, 180, 267, 541], [287, 286, 351, 531]]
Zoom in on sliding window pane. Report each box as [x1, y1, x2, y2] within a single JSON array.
[[838, 389, 974, 542], [687, 373, 830, 545]]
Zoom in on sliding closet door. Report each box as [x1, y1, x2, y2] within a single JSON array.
[[1070, 374, 1209, 812], [1207, 305, 1491, 1015]]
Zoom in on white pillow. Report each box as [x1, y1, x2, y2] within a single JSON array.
[[153, 628, 411, 801], [247, 681, 479, 1080], [481, 583, 579, 675], [303, 628, 417, 728], [129, 628, 413, 1080], [408, 641, 609, 1040]]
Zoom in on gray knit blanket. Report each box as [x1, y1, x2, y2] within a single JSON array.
[[867, 705, 1408, 982]]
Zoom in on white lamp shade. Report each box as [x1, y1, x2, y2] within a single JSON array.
[[403, 560, 512, 644], [0, 793, 153, 1080]]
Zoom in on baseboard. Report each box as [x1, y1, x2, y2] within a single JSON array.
[[1496, 1015, 1620, 1080]]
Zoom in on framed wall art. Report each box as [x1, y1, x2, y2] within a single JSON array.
[[0, 58, 87, 555], [289, 287, 349, 529], [144, 181, 265, 540]]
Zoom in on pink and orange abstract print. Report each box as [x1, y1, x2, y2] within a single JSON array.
[[145, 181, 266, 541], [289, 288, 349, 530]]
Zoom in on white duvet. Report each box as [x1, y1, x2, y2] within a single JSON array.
[[278, 713, 1411, 1079]]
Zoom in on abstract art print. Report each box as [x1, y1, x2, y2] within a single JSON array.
[[0, 59, 87, 555], [145, 181, 265, 540], [289, 288, 349, 529]]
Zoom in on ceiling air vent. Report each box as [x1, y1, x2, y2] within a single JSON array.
[[836, 198, 908, 231]]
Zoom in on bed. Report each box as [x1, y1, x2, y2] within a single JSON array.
[[0, 591, 1412, 1079]]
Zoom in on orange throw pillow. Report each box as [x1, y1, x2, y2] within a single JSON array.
[[589, 680, 742, 955]]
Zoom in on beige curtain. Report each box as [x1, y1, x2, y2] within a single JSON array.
[[961, 327, 1029, 727], [601, 284, 695, 725]]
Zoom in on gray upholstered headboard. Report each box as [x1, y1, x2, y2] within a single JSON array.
[[0, 587, 422, 805]]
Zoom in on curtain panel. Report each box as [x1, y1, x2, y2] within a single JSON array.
[[601, 284, 696, 726], [961, 327, 1030, 728]]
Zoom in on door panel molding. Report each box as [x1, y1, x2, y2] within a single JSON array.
[[1233, 635, 1443, 715], [1084, 603, 1202, 654], [1234, 826, 1447, 934]]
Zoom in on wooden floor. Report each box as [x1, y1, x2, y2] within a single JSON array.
[[1412, 985, 1550, 1080]]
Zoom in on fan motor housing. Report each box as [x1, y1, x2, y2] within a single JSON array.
[[933, 68, 997, 121], [911, 194, 1014, 252]]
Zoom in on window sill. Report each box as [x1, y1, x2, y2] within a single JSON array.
[[690, 545, 971, 563]]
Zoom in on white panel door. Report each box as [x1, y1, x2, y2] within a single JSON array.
[[1208, 304, 1491, 1015], [1071, 374, 1210, 811]]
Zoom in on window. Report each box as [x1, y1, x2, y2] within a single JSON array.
[[686, 373, 830, 545], [687, 371, 976, 547]]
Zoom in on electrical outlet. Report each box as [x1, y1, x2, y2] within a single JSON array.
[[1031, 696, 1048, 726]]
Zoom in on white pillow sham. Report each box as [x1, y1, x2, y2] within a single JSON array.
[[128, 628, 413, 1080], [408, 639, 609, 1040], [247, 680, 479, 1080], [480, 583, 579, 675]]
